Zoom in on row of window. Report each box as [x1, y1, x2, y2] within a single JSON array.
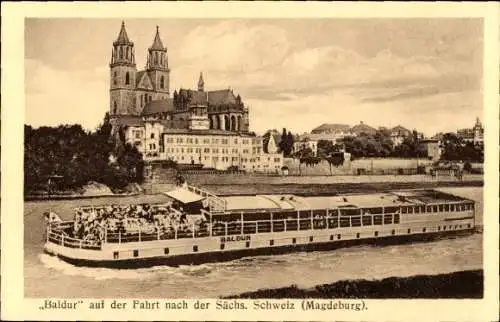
[[321, 203, 473, 217], [150, 52, 167, 68], [400, 203, 473, 214], [164, 147, 264, 155], [166, 155, 280, 165], [165, 137, 260, 145], [115, 45, 132, 61], [114, 223, 473, 259]]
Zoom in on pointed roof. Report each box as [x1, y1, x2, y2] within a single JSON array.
[[207, 89, 237, 105], [198, 72, 205, 87], [114, 21, 132, 44], [150, 26, 166, 50], [177, 88, 239, 107], [474, 116, 482, 127], [391, 125, 411, 134]]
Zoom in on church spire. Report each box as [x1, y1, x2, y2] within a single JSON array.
[[110, 21, 135, 66], [150, 26, 165, 50], [146, 26, 168, 70], [114, 21, 132, 45], [198, 72, 205, 92]]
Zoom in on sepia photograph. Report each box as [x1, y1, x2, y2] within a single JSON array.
[[2, 2, 498, 321], [23, 17, 485, 299]]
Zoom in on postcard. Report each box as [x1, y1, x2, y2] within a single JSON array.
[[1, 2, 499, 321]]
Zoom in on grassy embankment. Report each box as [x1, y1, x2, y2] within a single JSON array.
[[224, 269, 483, 299]]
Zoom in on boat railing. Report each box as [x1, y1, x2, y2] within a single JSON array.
[[47, 212, 398, 247], [46, 201, 474, 248], [46, 224, 102, 250], [186, 184, 227, 213]]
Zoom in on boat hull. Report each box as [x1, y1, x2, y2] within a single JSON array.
[[46, 229, 475, 269]]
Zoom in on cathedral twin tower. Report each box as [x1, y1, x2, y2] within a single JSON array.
[[109, 21, 250, 133], [110, 21, 170, 116]]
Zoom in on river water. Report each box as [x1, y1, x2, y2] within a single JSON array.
[[24, 187, 483, 298]]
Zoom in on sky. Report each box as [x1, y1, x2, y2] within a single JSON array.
[[25, 18, 484, 136]]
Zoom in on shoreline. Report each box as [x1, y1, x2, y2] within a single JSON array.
[[25, 179, 483, 201], [224, 269, 483, 299]]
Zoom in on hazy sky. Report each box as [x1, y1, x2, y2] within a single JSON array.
[[25, 18, 483, 136]]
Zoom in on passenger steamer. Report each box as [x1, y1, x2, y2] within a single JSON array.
[[44, 185, 476, 267]]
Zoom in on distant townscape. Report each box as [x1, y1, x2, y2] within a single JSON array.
[[24, 21, 484, 197]]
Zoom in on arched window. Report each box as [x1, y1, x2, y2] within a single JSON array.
[[161, 54, 164, 65], [160, 76, 164, 89], [113, 101, 117, 114], [231, 115, 236, 131], [126, 47, 129, 60], [119, 46, 123, 59], [214, 116, 219, 130], [125, 72, 130, 85], [113, 71, 117, 85], [154, 52, 158, 65]]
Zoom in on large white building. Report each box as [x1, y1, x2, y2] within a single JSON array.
[[110, 22, 283, 173]]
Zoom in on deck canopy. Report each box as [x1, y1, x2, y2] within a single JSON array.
[[163, 188, 205, 205], [223, 196, 283, 212]]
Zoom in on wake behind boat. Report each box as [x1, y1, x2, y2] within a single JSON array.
[[44, 185, 476, 268]]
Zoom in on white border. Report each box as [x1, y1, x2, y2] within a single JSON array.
[[2, 2, 499, 321]]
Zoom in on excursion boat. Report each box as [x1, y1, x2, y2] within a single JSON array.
[[44, 185, 476, 268]]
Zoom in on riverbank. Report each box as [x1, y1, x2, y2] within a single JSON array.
[[224, 269, 483, 299], [150, 179, 483, 196]]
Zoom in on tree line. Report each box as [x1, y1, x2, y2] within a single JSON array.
[[439, 133, 483, 163], [290, 129, 483, 174], [24, 113, 144, 195]]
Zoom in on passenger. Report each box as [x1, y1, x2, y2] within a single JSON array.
[[69, 201, 207, 244]]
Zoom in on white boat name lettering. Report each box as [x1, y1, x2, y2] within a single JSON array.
[[220, 235, 251, 243]]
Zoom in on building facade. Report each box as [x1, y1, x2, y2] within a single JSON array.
[[390, 125, 412, 146], [292, 138, 318, 157], [420, 139, 442, 161], [457, 117, 484, 147], [109, 22, 282, 172]]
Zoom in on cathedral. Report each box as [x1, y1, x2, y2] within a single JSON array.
[[108, 22, 283, 172], [109, 21, 249, 133]]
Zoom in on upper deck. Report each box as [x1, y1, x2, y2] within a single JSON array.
[[218, 190, 472, 214]]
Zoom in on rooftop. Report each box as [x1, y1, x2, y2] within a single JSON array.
[[311, 123, 351, 134], [161, 128, 256, 137], [114, 21, 132, 45], [220, 189, 470, 212], [142, 99, 174, 115], [150, 26, 166, 51], [178, 88, 239, 107]]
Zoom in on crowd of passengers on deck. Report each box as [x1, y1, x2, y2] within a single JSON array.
[[55, 199, 472, 246], [70, 203, 207, 244]]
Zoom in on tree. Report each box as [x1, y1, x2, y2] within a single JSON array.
[[317, 140, 345, 175], [262, 131, 271, 153], [325, 153, 345, 175], [293, 147, 314, 175], [440, 132, 483, 162], [286, 131, 295, 156], [23, 113, 146, 196], [279, 128, 288, 155]]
